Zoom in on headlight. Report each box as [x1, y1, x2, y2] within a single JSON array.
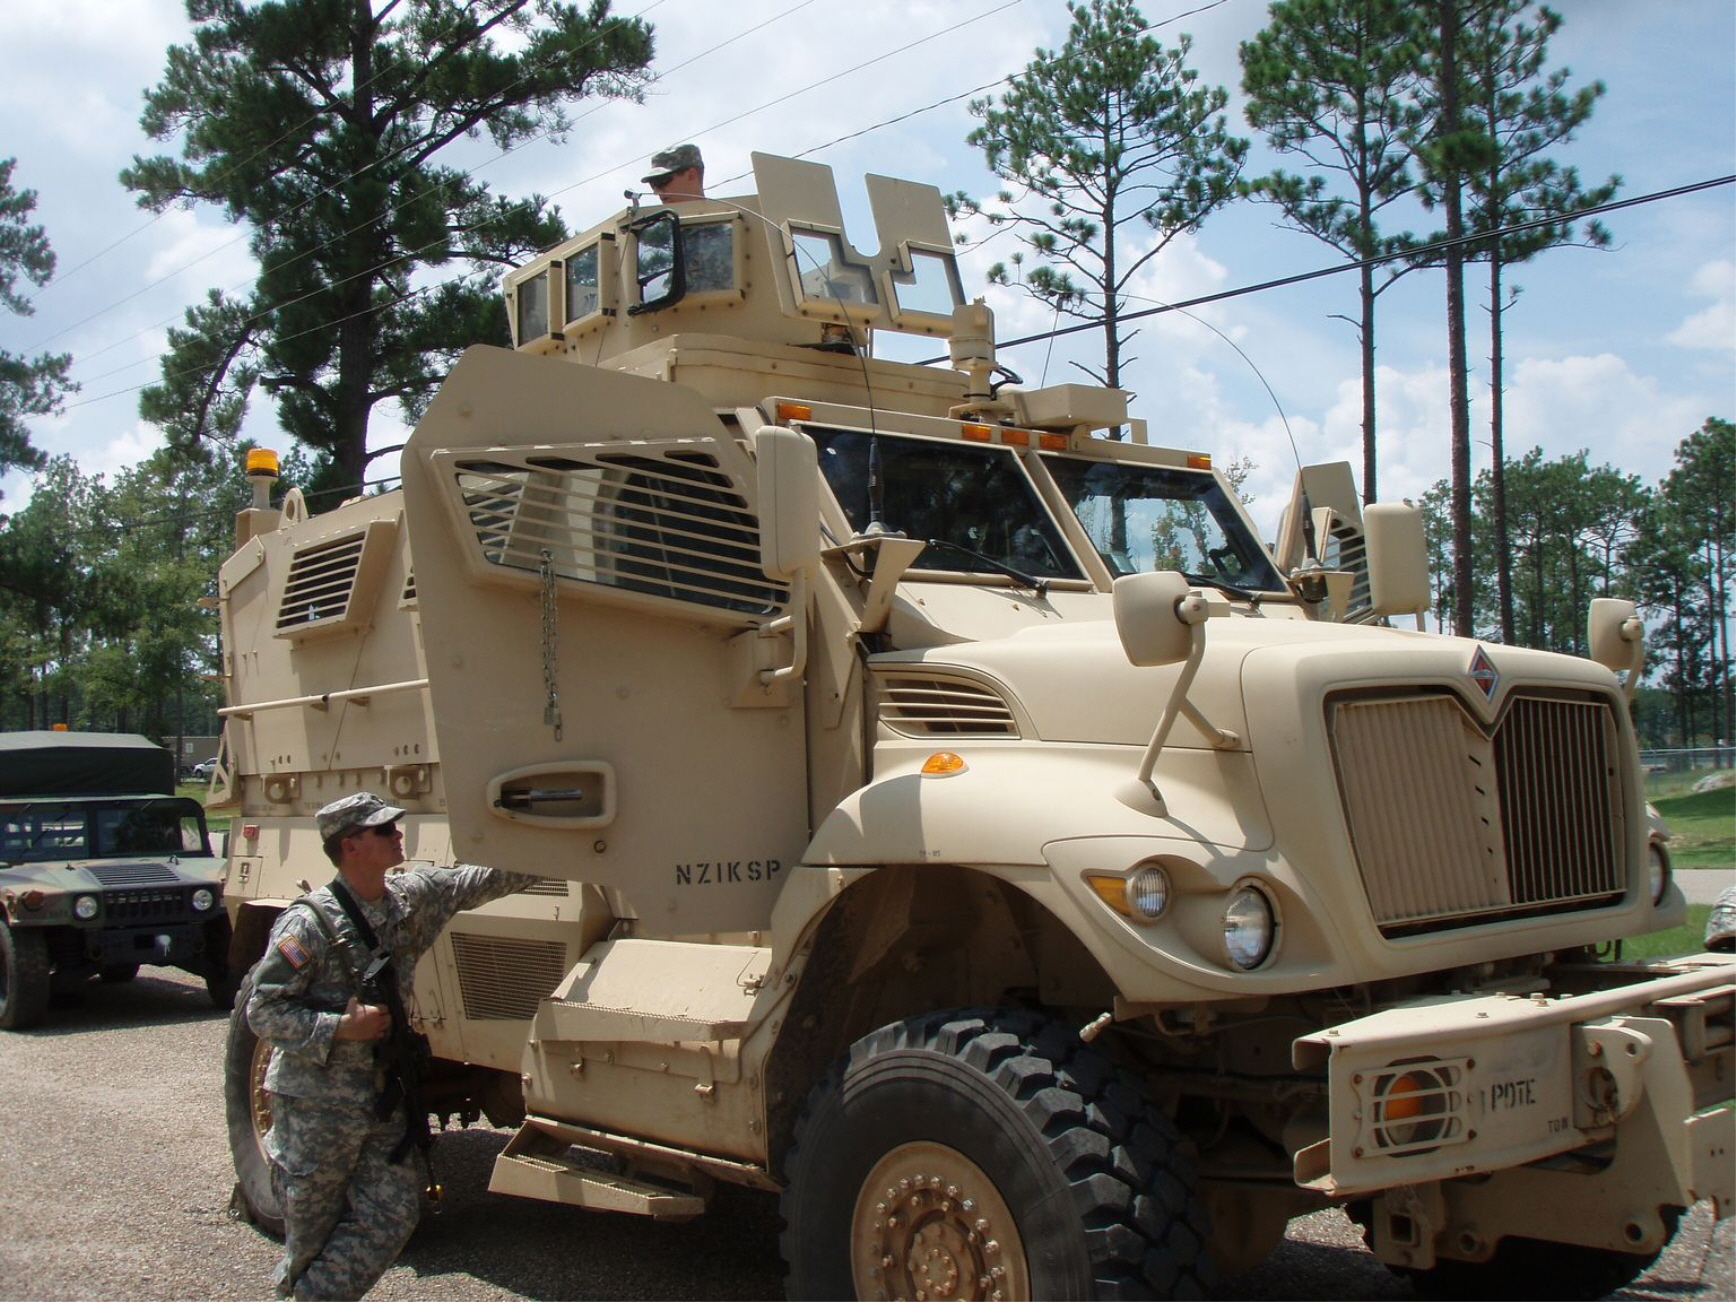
[[1647, 841, 1670, 905], [74, 895, 100, 921], [1127, 864, 1170, 921], [191, 888, 216, 913], [1223, 885, 1275, 969]]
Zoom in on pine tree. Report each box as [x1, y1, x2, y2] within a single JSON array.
[[1240, 0, 1427, 504], [955, 0, 1246, 415], [0, 158, 74, 487], [124, 0, 654, 495]]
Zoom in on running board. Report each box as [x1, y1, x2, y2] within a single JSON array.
[[489, 1119, 707, 1220]]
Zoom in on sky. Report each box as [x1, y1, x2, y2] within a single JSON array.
[[1, 0, 1732, 538]]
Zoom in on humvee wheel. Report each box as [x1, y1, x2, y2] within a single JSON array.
[[223, 970, 284, 1235], [100, 963, 140, 983], [780, 1008, 1215, 1300], [0, 919, 51, 1030]]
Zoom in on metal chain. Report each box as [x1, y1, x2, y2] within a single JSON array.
[[539, 549, 563, 742]]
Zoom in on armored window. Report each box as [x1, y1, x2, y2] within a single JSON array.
[[809, 426, 1082, 582], [791, 229, 877, 306], [1044, 456, 1284, 592], [684, 222, 734, 292], [516, 269, 550, 343], [566, 244, 601, 321]]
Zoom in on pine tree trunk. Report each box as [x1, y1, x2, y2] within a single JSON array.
[[1440, 2, 1475, 638]]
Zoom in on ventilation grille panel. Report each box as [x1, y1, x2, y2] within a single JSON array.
[[274, 519, 397, 640], [447, 446, 787, 622], [87, 863, 181, 887], [876, 674, 1019, 738], [449, 933, 569, 1021]]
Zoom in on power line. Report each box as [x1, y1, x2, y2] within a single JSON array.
[[923, 175, 1736, 363]]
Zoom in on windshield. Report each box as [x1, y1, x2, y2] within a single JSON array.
[[0, 800, 211, 863], [1044, 455, 1283, 591], [810, 427, 1083, 582]]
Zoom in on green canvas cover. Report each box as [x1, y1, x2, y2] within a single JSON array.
[[0, 732, 177, 797]]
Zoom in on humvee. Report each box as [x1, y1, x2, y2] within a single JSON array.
[[213, 153, 1733, 1298], [0, 731, 231, 1029]]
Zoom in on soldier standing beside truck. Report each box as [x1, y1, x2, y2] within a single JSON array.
[[245, 792, 535, 1300]]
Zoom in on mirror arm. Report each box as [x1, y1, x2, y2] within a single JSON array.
[[759, 570, 809, 688], [1133, 591, 1238, 811]]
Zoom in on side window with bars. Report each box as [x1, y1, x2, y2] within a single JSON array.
[[445, 443, 786, 622]]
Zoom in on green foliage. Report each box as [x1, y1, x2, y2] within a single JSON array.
[[0, 158, 75, 485], [124, 0, 655, 495], [956, 0, 1246, 394], [0, 448, 252, 739], [1418, 422, 1732, 749]]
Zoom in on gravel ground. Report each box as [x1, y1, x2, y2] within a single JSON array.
[[0, 969, 1729, 1301]]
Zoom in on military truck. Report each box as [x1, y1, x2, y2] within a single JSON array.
[[0, 731, 232, 1029], [214, 154, 1733, 1298]]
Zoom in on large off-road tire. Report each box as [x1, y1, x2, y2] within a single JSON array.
[[204, 914, 238, 1010], [224, 969, 285, 1236], [780, 1008, 1215, 1301], [0, 919, 52, 1031], [100, 963, 141, 983], [1384, 1209, 1681, 1300]]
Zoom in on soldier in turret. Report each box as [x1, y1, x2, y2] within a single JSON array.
[[246, 793, 536, 1300], [642, 143, 705, 201]]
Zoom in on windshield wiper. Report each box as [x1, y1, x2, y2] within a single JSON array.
[[1181, 571, 1261, 606], [924, 539, 1050, 597]]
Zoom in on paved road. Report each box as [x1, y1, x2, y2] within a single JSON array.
[[0, 969, 1729, 1301], [1679, 867, 1735, 906]]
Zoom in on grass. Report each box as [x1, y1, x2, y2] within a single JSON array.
[[1621, 903, 1713, 961], [1649, 783, 1736, 871]]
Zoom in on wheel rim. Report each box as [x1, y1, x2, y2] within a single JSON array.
[[248, 1036, 274, 1149], [851, 1140, 1030, 1302]]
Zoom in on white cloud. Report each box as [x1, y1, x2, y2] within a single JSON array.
[[1665, 259, 1735, 354]]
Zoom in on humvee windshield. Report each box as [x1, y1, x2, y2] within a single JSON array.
[[0, 799, 212, 864], [1044, 455, 1283, 592], [811, 427, 1082, 583]]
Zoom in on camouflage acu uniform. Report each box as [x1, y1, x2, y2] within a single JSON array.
[[247, 863, 534, 1300]]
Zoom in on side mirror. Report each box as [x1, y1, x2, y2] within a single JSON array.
[[754, 428, 820, 580], [1113, 571, 1208, 667], [1588, 598, 1642, 673], [1365, 502, 1430, 618], [627, 210, 686, 315]]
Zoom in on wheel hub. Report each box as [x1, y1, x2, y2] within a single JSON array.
[[249, 1037, 274, 1142], [852, 1140, 1029, 1301]]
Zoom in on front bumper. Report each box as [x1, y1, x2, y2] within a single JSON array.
[[1293, 952, 1734, 1258]]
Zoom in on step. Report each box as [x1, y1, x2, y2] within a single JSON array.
[[488, 1123, 707, 1220]]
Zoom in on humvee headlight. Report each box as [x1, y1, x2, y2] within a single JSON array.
[[74, 894, 99, 921], [191, 888, 216, 913], [1127, 865, 1170, 920], [1647, 841, 1670, 905], [1222, 885, 1274, 969]]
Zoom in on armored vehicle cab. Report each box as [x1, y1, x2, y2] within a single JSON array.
[[214, 154, 1734, 1298], [0, 731, 232, 1029]]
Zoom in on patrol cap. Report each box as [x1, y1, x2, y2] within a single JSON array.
[[643, 143, 703, 183], [316, 791, 405, 842]]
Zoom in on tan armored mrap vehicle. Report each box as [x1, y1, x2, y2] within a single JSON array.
[[213, 154, 1733, 1298]]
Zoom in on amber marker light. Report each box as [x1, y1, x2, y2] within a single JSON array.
[[999, 428, 1029, 447], [245, 447, 281, 477], [1086, 875, 1130, 916], [776, 401, 813, 423], [1186, 454, 1212, 470], [1038, 433, 1069, 451], [920, 751, 968, 776], [961, 423, 992, 442]]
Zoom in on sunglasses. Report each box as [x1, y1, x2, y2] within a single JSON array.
[[366, 823, 400, 838]]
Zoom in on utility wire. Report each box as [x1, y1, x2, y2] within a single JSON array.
[[921, 175, 1736, 363]]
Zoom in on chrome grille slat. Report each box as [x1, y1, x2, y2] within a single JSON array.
[[1331, 692, 1622, 934]]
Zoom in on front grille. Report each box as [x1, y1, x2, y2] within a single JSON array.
[[1330, 691, 1624, 935], [104, 889, 196, 924], [448, 933, 569, 1020]]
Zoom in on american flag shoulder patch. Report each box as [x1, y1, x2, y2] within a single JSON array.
[[276, 933, 312, 970]]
